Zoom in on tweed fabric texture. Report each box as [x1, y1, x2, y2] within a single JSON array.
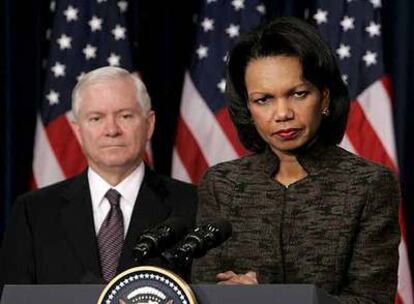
[[98, 189, 124, 282], [193, 142, 400, 304]]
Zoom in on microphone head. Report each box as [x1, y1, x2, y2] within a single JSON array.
[[134, 216, 190, 262], [161, 218, 232, 268], [202, 218, 232, 245], [183, 218, 232, 258], [158, 217, 190, 242], [211, 218, 232, 239]]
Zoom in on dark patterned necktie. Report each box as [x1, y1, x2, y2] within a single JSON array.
[[97, 188, 124, 282]]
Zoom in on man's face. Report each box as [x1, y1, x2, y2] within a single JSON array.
[[72, 77, 154, 176]]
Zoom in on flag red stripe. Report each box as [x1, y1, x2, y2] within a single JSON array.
[[215, 107, 246, 156], [381, 76, 393, 101], [400, 202, 408, 242], [346, 100, 397, 172], [395, 293, 403, 304], [175, 116, 209, 182], [45, 115, 87, 178], [30, 175, 37, 190]]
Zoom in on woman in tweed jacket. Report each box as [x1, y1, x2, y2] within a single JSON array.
[[193, 17, 400, 304]]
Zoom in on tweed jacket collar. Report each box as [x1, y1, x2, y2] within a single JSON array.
[[261, 139, 335, 178]]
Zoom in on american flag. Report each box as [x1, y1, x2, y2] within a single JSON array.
[[32, 0, 133, 188], [312, 0, 413, 303], [172, 0, 265, 183]]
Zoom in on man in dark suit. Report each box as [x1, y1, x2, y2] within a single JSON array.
[[0, 67, 197, 287]]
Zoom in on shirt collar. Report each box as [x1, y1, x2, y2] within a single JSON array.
[[115, 163, 145, 205], [88, 162, 145, 209]]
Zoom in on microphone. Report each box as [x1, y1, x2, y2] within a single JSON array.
[[133, 217, 189, 263], [162, 219, 232, 268]]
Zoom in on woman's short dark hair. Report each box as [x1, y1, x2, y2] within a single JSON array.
[[226, 16, 350, 152]]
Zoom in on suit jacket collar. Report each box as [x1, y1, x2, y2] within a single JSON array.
[[59, 171, 102, 282], [261, 139, 334, 178]]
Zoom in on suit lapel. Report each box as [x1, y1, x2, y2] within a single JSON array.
[[118, 168, 172, 271], [59, 172, 102, 279]]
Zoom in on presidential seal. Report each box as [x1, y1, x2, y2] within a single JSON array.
[[97, 266, 197, 304]]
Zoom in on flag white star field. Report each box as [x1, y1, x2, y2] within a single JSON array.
[[32, 0, 133, 188], [172, 0, 265, 183]]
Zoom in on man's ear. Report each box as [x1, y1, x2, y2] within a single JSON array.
[[71, 118, 83, 146], [146, 111, 156, 141]]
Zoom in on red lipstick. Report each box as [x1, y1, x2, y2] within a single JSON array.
[[273, 128, 302, 140]]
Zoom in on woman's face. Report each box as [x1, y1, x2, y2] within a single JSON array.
[[245, 55, 328, 157]]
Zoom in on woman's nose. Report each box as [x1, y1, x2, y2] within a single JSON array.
[[273, 99, 293, 122]]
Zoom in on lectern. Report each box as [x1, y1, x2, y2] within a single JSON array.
[[1, 284, 339, 304]]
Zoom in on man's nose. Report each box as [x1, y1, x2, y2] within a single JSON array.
[[104, 117, 122, 136]]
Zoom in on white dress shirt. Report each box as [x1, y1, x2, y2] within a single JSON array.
[[88, 163, 145, 237]]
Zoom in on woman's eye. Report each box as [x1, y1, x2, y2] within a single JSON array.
[[254, 97, 269, 104], [293, 91, 309, 99]]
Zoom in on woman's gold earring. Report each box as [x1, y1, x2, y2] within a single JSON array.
[[322, 108, 330, 116]]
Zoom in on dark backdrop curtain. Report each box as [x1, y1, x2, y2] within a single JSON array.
[[1, 0, 50, 233], [2, 0, 414, 276], [383, 0, 414, 264]]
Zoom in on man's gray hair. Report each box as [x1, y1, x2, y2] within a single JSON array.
[[71, 66, 151, 119]]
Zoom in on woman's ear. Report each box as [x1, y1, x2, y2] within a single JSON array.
[[322, 88, 330, 110], [321, 88, 330, 117]]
